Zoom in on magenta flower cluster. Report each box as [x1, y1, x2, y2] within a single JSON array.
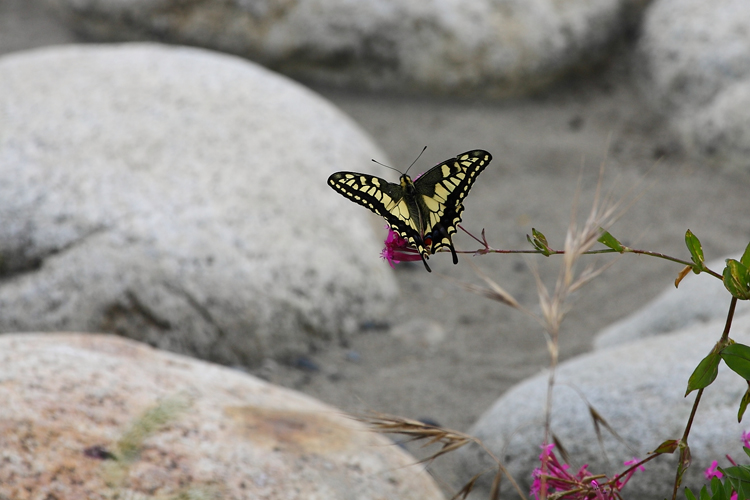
[[380, 227, 423, 268], [530, 444, 642, 500], [700, 430, 750, 499]]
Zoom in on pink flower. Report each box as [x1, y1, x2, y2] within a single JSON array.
[[530, 444, 642, 500], [742, 430, 750, 449], [380, 227, 422, 268], [623, 458, 645, 470], [615, 458, 646, 489], [705, 460, 723, 480]]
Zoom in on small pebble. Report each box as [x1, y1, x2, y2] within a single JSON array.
[[360, 320, 391, 332], [345, 350, 361, 363], [293, 356, 319, 372]]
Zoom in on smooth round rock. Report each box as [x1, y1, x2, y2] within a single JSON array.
[[638, 0, 750, 114], [594, 256, 749, 349], [459, 314, 750, 499], [0, 44, 398, 366], [45, 0, 647, 97], [637, 0, 750, 169], [677, 80, 750, 171]]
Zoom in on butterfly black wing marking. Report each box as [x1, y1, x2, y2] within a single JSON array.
[[326, 171, 428, 257], [327, 149, 492, 271]]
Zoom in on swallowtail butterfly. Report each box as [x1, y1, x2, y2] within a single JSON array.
[[327, 150, 491, 272]]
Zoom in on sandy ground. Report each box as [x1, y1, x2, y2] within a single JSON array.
[[3, 1, 750, 495]]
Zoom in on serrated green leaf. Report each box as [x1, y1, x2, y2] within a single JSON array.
[[686, 230, 705, 273], [687, 352, 721, 395], [741, 241, 750, 268], [598, 229, 625, 253], [724, 260, 750, 300], [722, 344, 750, 380]]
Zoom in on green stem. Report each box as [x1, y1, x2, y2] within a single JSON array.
[[457, 247, 723, 279], [670, 299, 737, 500], [720, 297, 738, 343], [671, 389, 703, 500]]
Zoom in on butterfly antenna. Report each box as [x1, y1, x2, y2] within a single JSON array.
[[404, 146, 427, 176], [371, 158, 405, 176]]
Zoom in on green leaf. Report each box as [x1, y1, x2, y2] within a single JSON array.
[[724, 259, 750, 300], [724, 476, 736, 499], [650, 439, 680, 454], [686, 352, 721, 395], [698, 484, 711, 500], [741, 241, 750, 268], [684, 486, 699, 500], [532, 228, 548, 247], [598, 229, 625, 253], [738, 386, 750, 423], [722, 464, 750, 500], [709, 477, 728, 500], [527, 228, 552, 256], [722, 344, 750, 380], [686, 230, 706, 273]]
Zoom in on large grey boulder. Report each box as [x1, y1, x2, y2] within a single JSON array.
[[638, 0, 750, 115], [458, 314, 750, 499], [594, 256, 749, 349], [678, 80, 750, 171], [45, 0, 649, 97], [637, 0, 750, 169], [0, 43, 397, 366], [0, 332, 445, 500]]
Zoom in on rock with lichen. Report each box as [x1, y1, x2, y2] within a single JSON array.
[[0, 332, 444, 500]]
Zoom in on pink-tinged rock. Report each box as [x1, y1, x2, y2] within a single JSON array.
[[0, 332, 444, 500]]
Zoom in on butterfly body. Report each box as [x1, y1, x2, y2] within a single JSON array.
[[328, 149, 492, 272]]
